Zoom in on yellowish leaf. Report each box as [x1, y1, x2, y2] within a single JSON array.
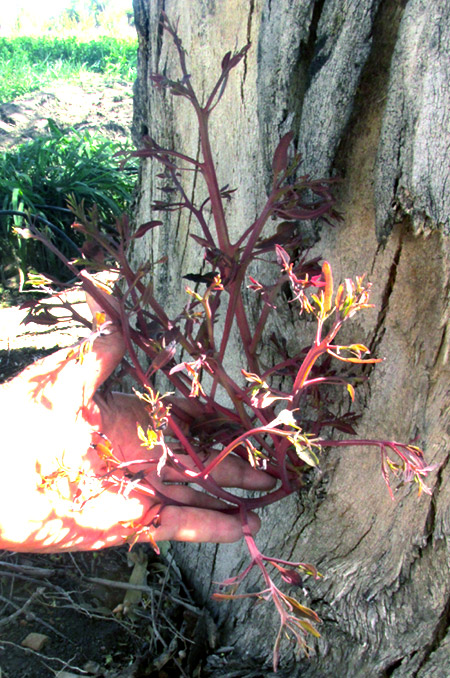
[[282, 593, 321, 622], [298, 619, 321, 638], [322, 261, 333, 313]]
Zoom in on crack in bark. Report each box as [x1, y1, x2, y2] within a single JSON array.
[[335, 519, 374, 561], [133, 0, 150, 42], [431, 324, 449, 372], [285, 516, 315, 563], [368, 234, 403, 361], [156, 1, 166, 66], [411, 595, 450, 678], [383, 655, 408, 677], [239, 0, 255, 102], [289, 0, 326, 148], [304, 0, 328, 87], [333, 0, 406, 223], [420, 445, 449, 548], [208, 542, 220, 597]]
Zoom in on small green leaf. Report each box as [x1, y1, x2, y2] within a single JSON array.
[[294, 444, 319, 468]]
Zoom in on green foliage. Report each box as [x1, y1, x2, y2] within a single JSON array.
[[0, 36, 137, 102], [0, 121, 137, 281]]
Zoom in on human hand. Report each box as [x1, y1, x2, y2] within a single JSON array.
[[0, 293, 275, 553]]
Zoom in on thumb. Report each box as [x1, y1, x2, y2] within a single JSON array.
[[56, 273, 126, 405], [12, 282, 126, 411], [80, 269, 121, 326], [69, 324, 126, 404], [71, 269, 125, 400]]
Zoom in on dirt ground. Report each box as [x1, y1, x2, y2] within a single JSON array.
[[0, 78, 252, 678], [0, 73, 134, 151]]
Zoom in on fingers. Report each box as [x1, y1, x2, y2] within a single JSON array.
[[159, 453, 277, 491], [69, 330, 126, 404], [150, 480, 227, 511], [68, 274, 125, 400], [94, 392, 150, 457], [2, 482, 260, 552], [151, 505, 261, 543]]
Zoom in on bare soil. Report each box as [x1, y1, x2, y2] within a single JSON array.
[[0, 73, 134, 151]]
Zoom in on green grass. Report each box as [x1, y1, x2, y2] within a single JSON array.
[[0, 121, 138, 283], [0, 36, 137, 103]]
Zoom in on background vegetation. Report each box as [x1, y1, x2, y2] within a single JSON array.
[[0, 35, 137, 103], [0, 122, 138, 285], [0, 0, 137, 297], [0, 0, 135, 41]]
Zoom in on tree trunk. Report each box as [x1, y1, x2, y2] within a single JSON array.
[[131, 1, 450, 675]]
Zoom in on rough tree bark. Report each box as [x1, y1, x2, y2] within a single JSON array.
[[131, 1, 449, 676]]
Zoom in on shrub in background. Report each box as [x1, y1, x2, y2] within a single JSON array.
[[0, 121, 137, 285]]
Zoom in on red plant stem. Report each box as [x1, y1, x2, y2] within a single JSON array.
[[209, 284, 242, 402], [110, 474, 187, 508], [234, 294, 261, 374], [212, 264, 261, 403], [259, 354, 304, 381], [197, 111, 232, 254], [240, 507, 274, 589], [236, 190, 276, 254], [58, 300, 92, 329], [128, 329, 194, 398], [168, 166, 216, 247], [201, 294, 216, 350], [143, 146, 202, 168], [291, 320, 342, 405], [248, 282, 282, 357], [119, 261, 203, 364], [166, 416, 206, 471], [240, 507, 261, 558], [215, 281, 240, 363], [273, 444, 295, 493], [207, 359, 249, 404], [292, 343, 325, 395], [262, 555, 310, 568], [212, 479, 301, 513], [318, 438, 384, 451], [161, 430, 248, 508], [162, 14, 199, 102], [197, 425, 291, 479], [121, 258, 172, 329]]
